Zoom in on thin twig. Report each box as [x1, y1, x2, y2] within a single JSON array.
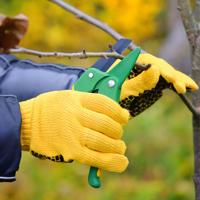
[[9, 47, 124, 59], [178, 93, 200, 116], [48, 0, 141, 51], [9, 47, 149, 70]]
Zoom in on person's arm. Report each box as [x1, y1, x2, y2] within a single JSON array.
[[0, 54, 130, 182], [0, 54, 85, 101], [0, 95, 21, 182], [0, 54, 86, 181]]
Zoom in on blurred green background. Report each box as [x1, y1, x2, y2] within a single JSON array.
[[0, 0, 195, 199]]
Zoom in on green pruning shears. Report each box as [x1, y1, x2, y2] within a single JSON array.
[[74, 47, 141, 188]]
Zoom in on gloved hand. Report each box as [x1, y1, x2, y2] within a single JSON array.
[[120, 53, 199, 117], [20, 90, 129, 173]]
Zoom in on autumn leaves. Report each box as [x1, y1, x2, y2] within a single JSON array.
[[0, 14, 28, 52]]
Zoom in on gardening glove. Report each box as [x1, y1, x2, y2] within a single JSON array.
[[120, 53, 199, 117], [20, 90, 129, 173]]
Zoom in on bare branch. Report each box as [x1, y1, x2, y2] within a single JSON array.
[[9, 47, 124, 59], [48, 0, 140, 51], [9, 46, 149, 70], [178, 93, 200, 116], [178, 0, 198, 47]]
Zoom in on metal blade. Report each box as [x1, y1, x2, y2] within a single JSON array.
[[91, 39, 131, 72]]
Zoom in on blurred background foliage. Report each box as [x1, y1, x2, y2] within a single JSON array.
[[0, 0, 165, 52], [0, 0, 195, 200]]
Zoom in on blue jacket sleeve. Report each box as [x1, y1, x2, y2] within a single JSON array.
[[0, 54, 85, 101], [0, 95, 21, 182], [0, 54, 85, 182]]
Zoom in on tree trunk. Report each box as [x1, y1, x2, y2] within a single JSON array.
[[159, 0, 192, 74], [192, 35, 200, 200], [177, 1, 200, 199]]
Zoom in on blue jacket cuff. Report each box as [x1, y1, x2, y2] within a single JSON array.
[[0, 95, 21, 182]]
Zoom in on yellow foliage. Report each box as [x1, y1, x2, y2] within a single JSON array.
[[0, 0, 164, 51], [101, 0, 163, 42]]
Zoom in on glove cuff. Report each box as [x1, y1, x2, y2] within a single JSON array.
[[20, 99, 34, 151]]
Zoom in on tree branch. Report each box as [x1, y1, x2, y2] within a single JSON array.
[[178, 0, 198, 47], [9, 47, 149, 70], [178, 93, 200, 116], [9, 47, 124, 59], [48, 0, 140, 51]]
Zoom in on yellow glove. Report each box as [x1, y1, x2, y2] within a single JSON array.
[[20, 90, 129, 173], [120, 53, 199, 117]]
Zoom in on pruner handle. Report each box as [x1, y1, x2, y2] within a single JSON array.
[[87, 76, 121, 188], [88, 167, 100, 188], [74, 49, 141, 188]]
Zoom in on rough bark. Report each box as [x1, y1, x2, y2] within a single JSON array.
[[159, 0, 192, 74], [192, 35, 200, 200], [178, 0, 200, 199]]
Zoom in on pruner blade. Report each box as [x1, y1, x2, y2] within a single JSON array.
[[108, 47, 141, 86]]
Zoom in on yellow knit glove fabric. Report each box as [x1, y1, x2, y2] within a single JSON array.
[[20, 90, 129, 173], [120, 53, 199, 117]]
